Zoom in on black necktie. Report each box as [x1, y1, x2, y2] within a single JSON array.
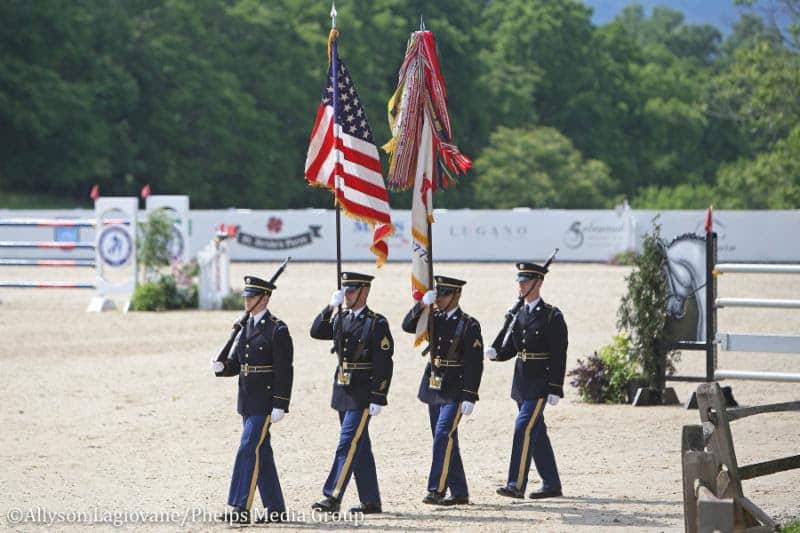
[[248, 317, 255, 332]]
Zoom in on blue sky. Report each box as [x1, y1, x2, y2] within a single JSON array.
[[584, 0, 747, 32]]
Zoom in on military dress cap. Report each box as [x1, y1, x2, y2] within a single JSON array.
[[341, 272, 374, 287], [434, 276, 466, 289], [434, 275, 466, 296], [242, 275, 276, 296], [516, 261, 548, 281]]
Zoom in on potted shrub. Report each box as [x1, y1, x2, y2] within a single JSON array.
[[569, 334, 642, 404]]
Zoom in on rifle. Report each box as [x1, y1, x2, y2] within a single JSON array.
[[214, 257, 291, 368], [491, 249, 559, 351]]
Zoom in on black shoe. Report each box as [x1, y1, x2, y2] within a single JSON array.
[[349, 502, 382, 514], [422, 491, 445, 505], [528, 487, 563, 499], [441, 495, 469, 506], [312, 496, 341, 513], [255, 510, 286, 524], [496, 486, 524, 499], [217, 507, 250, 524]]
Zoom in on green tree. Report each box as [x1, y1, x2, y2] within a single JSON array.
[[480, 0, 596, 133], [473, 126, 615, 208], [0, 1, 136, 198], [719, 13, 783, 63], [715, 125, 800, 208], [633, 183, 716, 209], [735, 0, 800, 49], [709, 39, 800, 151], [609, 6, 731, 193], [617, 5, 721, 65]]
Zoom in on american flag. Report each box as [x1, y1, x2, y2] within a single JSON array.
[[305, 38, 393, 265]]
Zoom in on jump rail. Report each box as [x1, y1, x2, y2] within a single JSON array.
[[0, 218, 127, 227], [715, 263, 800, 274], [0, 281, 95, 289], [716, 297, 800, 309], [0, 241, 95, 249], [713, 247, 800, 383], [0, 259, 95, 267]]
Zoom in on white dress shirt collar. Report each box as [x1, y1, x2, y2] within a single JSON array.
[[250, 308, 268, 326], [525, 297, 542, 313]]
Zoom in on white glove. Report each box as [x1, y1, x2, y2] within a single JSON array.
[[422, 290, 437, 306], [368, 403, 381, 416], [485, 347, 498, 361], [270, 408, 286, 423], [211, 360, 224, 373], [547, 394, 560, 406], [461, 401, 475, 416], [329, 289, 345, 308]]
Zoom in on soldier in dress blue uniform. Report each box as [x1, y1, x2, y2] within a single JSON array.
[[401, 276, 484, 506], [309, 272, 394, 515], [211, 275, 294, 524], [485, 262, 568, 500]]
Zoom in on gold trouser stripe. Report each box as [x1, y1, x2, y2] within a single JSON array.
[[437, 406, 464, 493], [332, 408, 369, 499], [516, 398, 545, 489], [245, 415, 271, 510]]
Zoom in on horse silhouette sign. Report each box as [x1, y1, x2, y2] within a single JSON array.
[[662, 233, 708, 343]]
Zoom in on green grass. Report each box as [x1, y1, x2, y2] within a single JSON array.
[[783, 520, 800, 533], [0, 191, 89, 209]]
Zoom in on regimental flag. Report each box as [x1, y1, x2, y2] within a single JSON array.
[[409, 115, 435, 346], [305, 30, 393, 265], [384, 30, 471, 346]]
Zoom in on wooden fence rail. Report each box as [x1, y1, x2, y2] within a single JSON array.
[[681, 382, 799, 532]]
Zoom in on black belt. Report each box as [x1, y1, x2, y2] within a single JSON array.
[[516, 351, 549, 361], [242, 364, 273, 376]]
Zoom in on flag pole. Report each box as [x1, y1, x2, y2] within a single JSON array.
[[419, 16, 435, 355], [331, 2, 342, 291], [330, 2, 347, 384]]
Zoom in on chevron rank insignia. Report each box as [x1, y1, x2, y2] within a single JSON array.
[[473, 339, 482, 349], [381, 336, 391, 350]]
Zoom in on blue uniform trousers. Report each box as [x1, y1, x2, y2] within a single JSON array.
[[506, 398, 561, 493], [322, 408, 380, 504], [427, 402, 468, 497], [227, 415, 286, 512]]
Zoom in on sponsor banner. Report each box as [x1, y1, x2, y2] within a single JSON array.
[[2, 208, 799, 263], [190, 209, 632, 262], [636, 210, 800, 263], [189, 210, 336, 261]]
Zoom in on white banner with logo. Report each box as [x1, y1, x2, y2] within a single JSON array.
[[2, 208, 799, 263], [188, 208, 800, 263]]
